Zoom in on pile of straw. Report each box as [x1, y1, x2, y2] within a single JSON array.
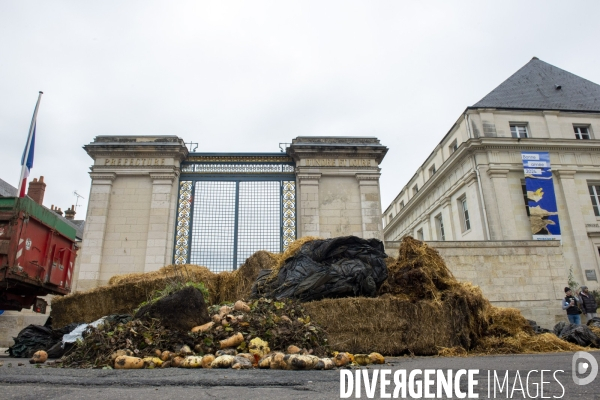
[[471, 307, 587, 355]]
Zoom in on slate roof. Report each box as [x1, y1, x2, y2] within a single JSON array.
[[0, 178, 18, 197], [471, 57, 600, 112]]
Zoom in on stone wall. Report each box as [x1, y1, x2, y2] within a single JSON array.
[[385, 240, 568, 329], [289, 136, 388, 239]]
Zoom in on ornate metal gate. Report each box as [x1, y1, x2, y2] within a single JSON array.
[[173, 154, 296, 272]]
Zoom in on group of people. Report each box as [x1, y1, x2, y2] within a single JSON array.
[[563, 286, 598, 324]]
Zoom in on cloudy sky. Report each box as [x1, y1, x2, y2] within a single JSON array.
[[1, 1, 600, 218]]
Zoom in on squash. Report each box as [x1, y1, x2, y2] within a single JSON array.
[[369, 352, 385, 364], [269, 352, 287, 370], [31, 350, 48, 364], [171, 356, 185, 368], [211, 355, 235, 368], [333, 352, 351, 367], [286, 345, 301, 354], [284, 354, 319, 370], [201, 354, 215, 368], [142, 357, 164, 368], [314, 358, 334, 370], [249, 337, 270, 357], [114, 355, 144, 369], [191, 321, 214, 333], [110, 349, 133, 361], [160, 351, 174, 361], [219, 332, 244, 349], [181, 356, 203, 368], [234, 300, 250, 312], [216, 349, 237, 356], [258, 354, 273, 368], [232, 356, 253, 369], [353, 354, 371, 366]]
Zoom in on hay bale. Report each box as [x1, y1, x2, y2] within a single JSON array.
[[305, 296, 485, 356], [51, 265, 220, 328], [217, 250, 278, 303]]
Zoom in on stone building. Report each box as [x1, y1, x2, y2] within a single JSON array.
[[382, 57, 600, 325], [76, 136, 387, 290]]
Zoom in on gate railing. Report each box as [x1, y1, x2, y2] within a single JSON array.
[[173, 153, 296, 271]]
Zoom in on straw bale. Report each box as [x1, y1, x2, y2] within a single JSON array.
[[305, 296, 484, 356], [217, 250, 278, 304], [52, 265, 219, 328]]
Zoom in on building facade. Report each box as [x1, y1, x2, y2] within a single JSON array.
[[76, 136, 387, 290], [383, 58, 600, 295]]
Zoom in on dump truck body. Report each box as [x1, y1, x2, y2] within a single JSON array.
[[0, 197, 77, 312]]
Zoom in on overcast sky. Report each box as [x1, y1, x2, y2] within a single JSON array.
[[1, 1, 600, 219]]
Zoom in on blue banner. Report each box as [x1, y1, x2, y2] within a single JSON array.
[[521, 152, 561, 240]]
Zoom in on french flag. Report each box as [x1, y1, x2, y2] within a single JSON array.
[[17, 92, 43, 198]]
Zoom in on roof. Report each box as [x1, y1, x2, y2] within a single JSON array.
[[471, 57, 600, 112], [0, 178, 18, 197]]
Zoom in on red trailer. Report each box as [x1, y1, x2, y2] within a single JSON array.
[[0, 197, 77, 313]]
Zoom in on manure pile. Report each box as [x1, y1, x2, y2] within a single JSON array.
[[50, 236, 599, 361]]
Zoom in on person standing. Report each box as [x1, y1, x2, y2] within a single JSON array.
[[579, 285, 598, 320], [562, 287, 582, 324]]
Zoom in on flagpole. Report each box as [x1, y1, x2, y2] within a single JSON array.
[[17, 91, 43, 197]]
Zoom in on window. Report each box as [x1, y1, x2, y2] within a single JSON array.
[[389, 213, 393, 222], [574, 125, 591, 140], [589, 184, 600, 217], [429, 164, 436, 178], [417, 229, 424, 241], [399, 200, 405, 209], [435, 214, 445, 241], [449, 140, 458, 153], [413, 184, 419, 195], [460, 197, 471, 232], [510, 124, 529, 138], [521, 183, 531, 217]]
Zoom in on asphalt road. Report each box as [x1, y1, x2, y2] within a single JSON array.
[[0, 352, 599, 399]]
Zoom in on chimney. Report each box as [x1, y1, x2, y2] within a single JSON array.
[[27, 176, 46, 205], [64, 205, 76, 220], [51, 205, 63, 217]]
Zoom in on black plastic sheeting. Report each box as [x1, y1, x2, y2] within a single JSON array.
[[528, 320, 552, 334], [553, 322, 600, 348], [251, 236, 388, 302], [8, 323, 80, 358], [588, 317, 600, 329], [7, 314, 133, 358]]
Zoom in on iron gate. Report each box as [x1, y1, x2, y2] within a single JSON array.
[[173, 154, 296, 272]]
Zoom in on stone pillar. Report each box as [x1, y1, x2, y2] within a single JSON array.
[[145, 173, 179, 271], [488, 168, 518, 240], [78, 136, 188, 289], [288, 137, 388, 240], [297, 173, 321, 237], [441, 198, 455, 240], [356, 174, 383, 239], [77, 172, 115, 291], [556, 170, 589, 284]]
